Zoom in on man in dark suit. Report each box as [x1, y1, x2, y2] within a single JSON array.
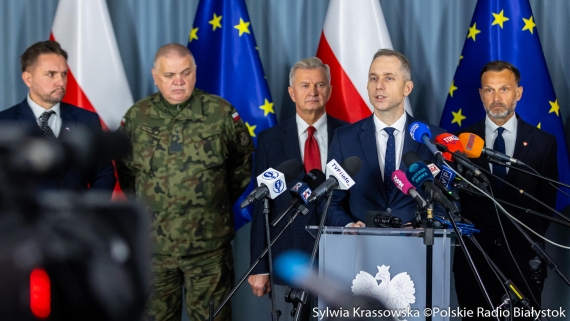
[[453, 61, 558, 319], [326, 49, 445, 227], [0, 40, 115, 197], [248, 57, 346, 320]]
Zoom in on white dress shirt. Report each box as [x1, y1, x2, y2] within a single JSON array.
[[28, 94, 62, 137], [485, 114, 518, 174], [373, 112, 407, 180], [297, 113, 328, 171]]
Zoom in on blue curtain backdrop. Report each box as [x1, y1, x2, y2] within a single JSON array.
[[1, 1, 569, 320]]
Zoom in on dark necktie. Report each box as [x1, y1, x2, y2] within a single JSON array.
[[39, 110, 57, 140], [493, 127, 507, 188], [304, 126, 321, 173], [383, 127, 396, 196]]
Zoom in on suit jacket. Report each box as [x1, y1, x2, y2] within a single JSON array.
[[249, 114, 347, 285], [454, 116, 558, 276], [0, 99, 116, 197], [326, 113, 446, 226]]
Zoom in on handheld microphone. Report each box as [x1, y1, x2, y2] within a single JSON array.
[[421, 160, 460, 202], [271, 169, 326, 226], [434, 133, 489, 182], [306, 156, 362, 202], [408, 122, 445, 162], [438, 163, 457, 190], [403, 151, 456, 212], [391, 170, 427, 209], [458, 132, 525, 165], [434, 132, 463, 162], [240, 159, 302, 208]]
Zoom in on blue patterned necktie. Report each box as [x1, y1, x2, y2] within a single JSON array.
[[39, 110, 57, 140], [383, 127, 396, 196], [493, 127, 507, 188]]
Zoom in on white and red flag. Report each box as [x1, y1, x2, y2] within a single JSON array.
[[316, 0, 412, 123], [50, 0, 133, 131], [50, 0, 133, 199]]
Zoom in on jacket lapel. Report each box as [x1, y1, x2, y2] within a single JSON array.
[[358, 115, 387, 201], [283, 117, 302, 164], [509, 117, 533, 181]]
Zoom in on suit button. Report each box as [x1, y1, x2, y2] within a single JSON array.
[[386, 208, 392, 213]]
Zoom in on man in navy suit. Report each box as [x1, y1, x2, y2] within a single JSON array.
[[0, 40, 115, 197], [453, 61, 558, 319], [326, 49, 445, 227], [248, 57, 346, 320]]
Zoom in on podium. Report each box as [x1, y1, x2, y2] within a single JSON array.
[[308, 226, 454, 320]]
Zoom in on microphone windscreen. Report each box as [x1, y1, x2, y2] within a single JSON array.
[[391, 170, 413, 195], [405, 161, 434, 189], [339, 156, 362, 177], [408, 121, 432, 142], [402, 150, 423, 167], [458, 133, 485, 158], [275, 159, 303, 182], [305, 169, 326, 189], [434, 133, 463, 161]]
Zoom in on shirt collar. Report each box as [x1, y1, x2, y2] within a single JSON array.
[[373, 112, 407, 134], [27, 93, 61, 119], [296, 113, 328, 137], [485, 113, 518, 134]]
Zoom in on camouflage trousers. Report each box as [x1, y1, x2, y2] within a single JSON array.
[[143, 245, 234, 321]]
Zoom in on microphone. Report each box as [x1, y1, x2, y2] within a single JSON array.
[[434, 133, 488, 182], [403, 151, 456, 212], [408, 122, 445, 162], [306, 156, 362, 202], [438, 163, 457, 190], [270, 169, 326, 227], [434, 132, 463, 162], [391, 170, 427, 209], [240, 159, 302, 208], [458, 132, 525, 165], [421, 160, 460, 202]]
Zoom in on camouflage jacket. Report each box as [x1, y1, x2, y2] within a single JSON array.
[[116, 89, 254, 256]]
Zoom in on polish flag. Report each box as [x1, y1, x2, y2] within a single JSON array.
[[316, 0, 412, 123], [50, 0, 133, 199]]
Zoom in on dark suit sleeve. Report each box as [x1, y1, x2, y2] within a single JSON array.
[[249, 132, 270, 273], [87, 114, 116, 198], [324, 130, 353, 226], [538, 136, 558, 231]]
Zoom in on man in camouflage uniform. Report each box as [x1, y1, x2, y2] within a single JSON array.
[[116, 43, 254, 321]]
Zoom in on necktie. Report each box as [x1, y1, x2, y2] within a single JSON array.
[[39, 110, 57, 139], [383, 127, 396, 196], [304, 126, 321, 173], [493, 127, 507, 188]]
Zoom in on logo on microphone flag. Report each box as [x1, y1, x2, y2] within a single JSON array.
[[188, 0, 277, 229], [440, 0, 570, 210]]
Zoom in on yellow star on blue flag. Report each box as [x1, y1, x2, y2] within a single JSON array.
[[188, 0, 277, 229], [440, 0, 570, 210]]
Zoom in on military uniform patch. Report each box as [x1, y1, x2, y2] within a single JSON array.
[[140, 124, 160, 136], [232, 111, 240, 122], [239, 131, 250, 146]]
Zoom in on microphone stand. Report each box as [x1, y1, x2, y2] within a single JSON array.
[[264, 198, 280, 321], [446, 208, 500, 320], [292, 189, 335, 321], [423, 200, 434, 321], [208, 202, 309, 320], [488, 158, 570, 188]]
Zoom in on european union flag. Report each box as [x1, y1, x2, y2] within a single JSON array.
[[440, 0, 570, 210], [188, 0, 277, 229]]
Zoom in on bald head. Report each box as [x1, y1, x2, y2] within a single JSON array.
[[153, 43, 195, 69]]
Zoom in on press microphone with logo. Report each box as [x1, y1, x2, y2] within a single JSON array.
[[306, 156, 362, 202], [458, 132, 525, 165], [271, 169, 326, 227], [434, 133, 489, 182], [421, 160, 460, 202], [240, 159, 302, 208], [403, 151, 456, 213], [391, 170, 427, 209], [408, 121, 445, 163]]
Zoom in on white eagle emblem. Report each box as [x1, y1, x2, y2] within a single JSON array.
[[351, 265, 416, 320]]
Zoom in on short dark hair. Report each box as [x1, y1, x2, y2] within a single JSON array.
[[20, 40, 68, 73], [480, 60, 521, 85], [371, 49, 412, 81]]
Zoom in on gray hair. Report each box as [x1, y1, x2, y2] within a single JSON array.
[[371, 49, 412, 82], [289, 57, 331, 87], [154, 43, 195, 68]]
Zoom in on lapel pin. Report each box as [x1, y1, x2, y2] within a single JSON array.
[[66, 127, 70, 131], [523, 141, 528, 146]]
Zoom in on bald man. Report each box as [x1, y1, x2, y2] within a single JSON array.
[[117, 43, 254, 321]]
